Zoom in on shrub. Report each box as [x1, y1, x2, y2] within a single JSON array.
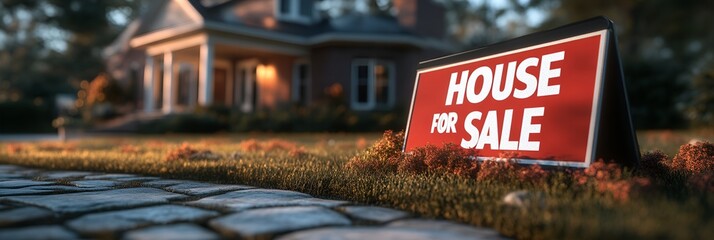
[[576, 160, 651, 202], [671, 141, 714, 175], [237, 139, 301, 152], [346, 130, 404, 173], [640, 150, 670, 178], [5, 143, 25, 154], [0, 100, 54, 133], [477, 160, 516, 182], [518, 164, 550, 184], [418, 143, 478, 178], [165, 143, 220, 161], [670, 141, 714, 192], [137, 113, 228, 134]]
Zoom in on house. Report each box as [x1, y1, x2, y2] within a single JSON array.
[[104, 0, 453, 115]]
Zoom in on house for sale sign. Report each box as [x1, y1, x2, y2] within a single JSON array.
[[404, 17, 640, 168]]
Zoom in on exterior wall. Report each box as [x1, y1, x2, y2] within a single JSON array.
[[109, 0, 452, 115], [257, 55, 294, 110], [394, 0, 446, 39], [310, 45, 422, 110], [225, 0, 276, 27]]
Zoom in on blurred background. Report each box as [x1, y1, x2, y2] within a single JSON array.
[[0, 0, 712, 134]]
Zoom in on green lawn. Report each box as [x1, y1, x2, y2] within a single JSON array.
[[0, 130, 712, 239]]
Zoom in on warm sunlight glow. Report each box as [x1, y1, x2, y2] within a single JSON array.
[[256, 64, 277, 81], [257, 63, 279, 107]]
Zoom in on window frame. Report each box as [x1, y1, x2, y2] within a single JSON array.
[[292, 59, 311, 106], [275, 0, 316, 24], [176, 62, 197, 108], [350, 58, 396, 111]]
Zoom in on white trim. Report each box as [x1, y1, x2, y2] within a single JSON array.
[[173, 0, 204, 24], [405, 30, 609, 168], [210, 34, 307, 56], [291, 59, 311, 105], [130, 23, 202, 48], [198, 40, 214, 105], [350, 59, 396, 111], [204, 21, 306, 45], [275, 0, 317, 25], [585, 30, 610, 167], [417, 31, 607, 74], [133, 22, 446, 52], [236, 59, 260, 113], [162, 51, 175, 113], [143, 56, 155, 112], [146, 34, 206, 56]]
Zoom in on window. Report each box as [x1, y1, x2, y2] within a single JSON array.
[[276, 0, 315, 24], [351, 59, 395, 110], [235, 60, 259, 113], [177, 64, 197, 107], [292, 61, 310, 106]]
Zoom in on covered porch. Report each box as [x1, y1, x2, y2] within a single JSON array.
[[138, 33, 308, 114]]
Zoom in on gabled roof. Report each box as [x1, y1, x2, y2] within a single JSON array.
[[126, 0, 453, 51]]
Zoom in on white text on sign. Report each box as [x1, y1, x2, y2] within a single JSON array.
[[430, 51, 565, 151]]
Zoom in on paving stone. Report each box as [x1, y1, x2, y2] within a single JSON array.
[[40, 171, 94, 180], [341, 206, 409, 223], [0, 172, 24, 179], [123, 223, 220, 240], [114, 176, 161, 182], [0, 206, 54, 226], [165, 181, 253, 196], [0, 188, 55, 196], [67, 205, 219, 235], [23, 185, 111, 192], [277, 226, 507, 240], [189, 189, 346, 211], [0, 225, 78, 240], [2, 187, 186, 214], [0, 165, 26, 172], [71, 180, 118, 188], [142, 179, 188, 188], [0, 179, 54, 188], [210, 206, 351, 239], [13, 169, 43, 176], [387, 219, 505, 239], [84, 173, 138, 180]]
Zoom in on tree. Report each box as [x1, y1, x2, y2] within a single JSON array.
[[538, 0, 714, 128], [0, 0, 138, 132]]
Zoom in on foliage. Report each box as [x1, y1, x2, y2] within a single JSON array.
[[1, 132, 714, 239], [229, 101, 406, 132], [688, 65, 714, 126], [74, 74, 126, 121], [136, 113, 228, 134], [0, 99, 54, 133], [538, 0, 714, 128], [0, 0, 139, 130], [165, 143, 219, 161]]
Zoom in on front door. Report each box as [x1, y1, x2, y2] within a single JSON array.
[[235, 60, 259, 112], [213, 68, 227, 105]]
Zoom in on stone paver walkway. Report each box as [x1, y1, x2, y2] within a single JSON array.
[[0, 164, 506, 240]]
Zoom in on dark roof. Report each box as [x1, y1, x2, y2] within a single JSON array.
[[198, 0, 417, 38]]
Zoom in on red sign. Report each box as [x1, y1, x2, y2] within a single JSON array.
[[404, 18, 638, 168]]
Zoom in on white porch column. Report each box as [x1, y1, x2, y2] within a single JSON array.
[[143, 55, 155, 113], [198, 40, 214, 106], [162, 51, 175, 113]]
